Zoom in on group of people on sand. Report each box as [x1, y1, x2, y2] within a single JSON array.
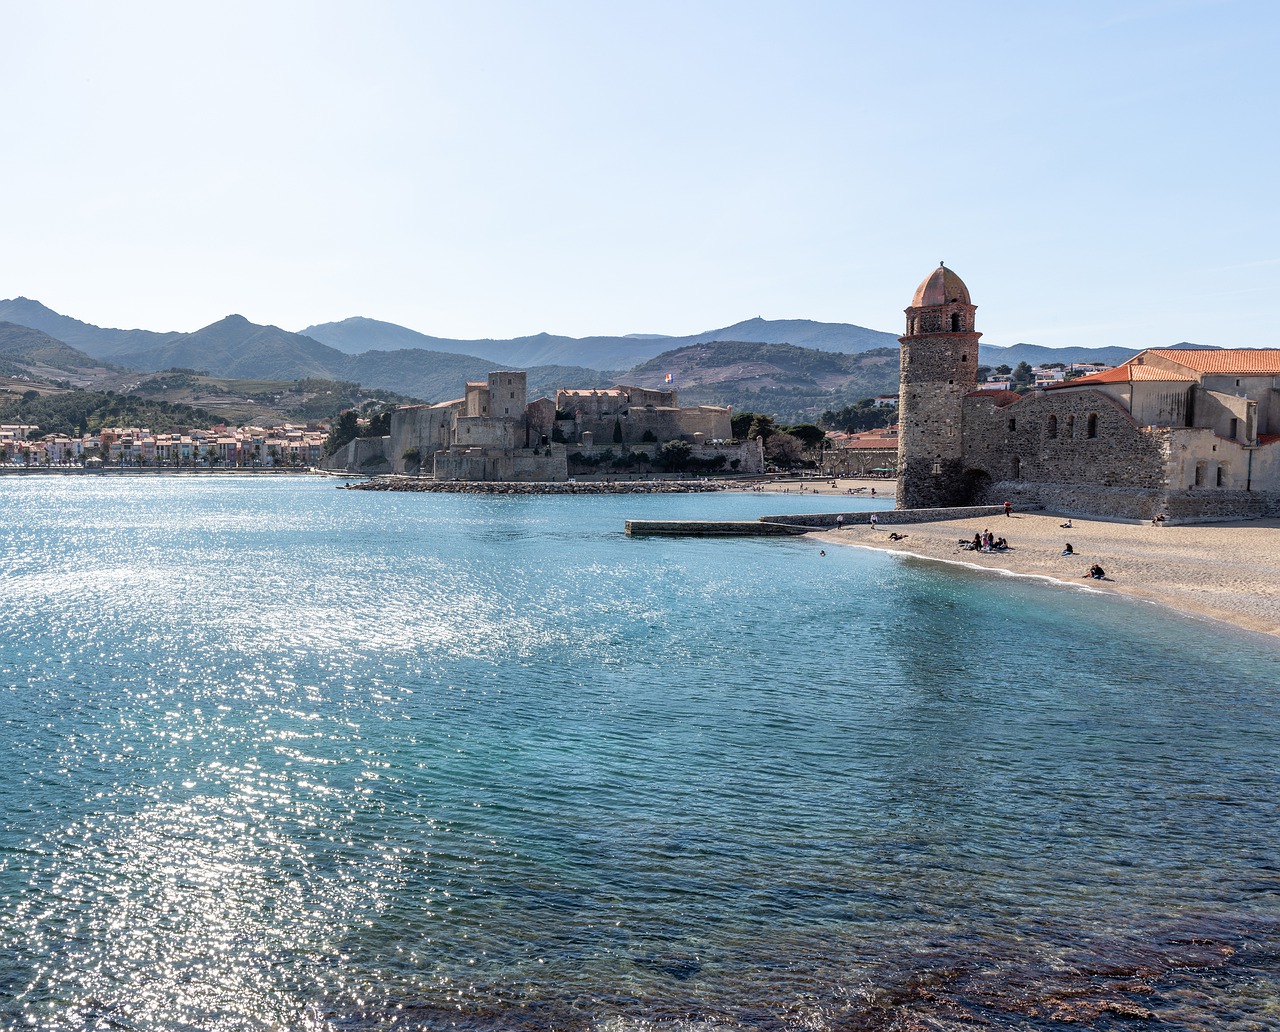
[[964, 529, 1007, 552]]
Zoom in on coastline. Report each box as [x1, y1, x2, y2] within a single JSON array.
[[827, 510, 1280, 640]]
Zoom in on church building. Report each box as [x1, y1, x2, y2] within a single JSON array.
[[896, 264, 1280, 520]]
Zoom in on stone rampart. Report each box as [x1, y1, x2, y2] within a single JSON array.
[[320, 435, 391, 473], [760, 504, 1021, 529], [625, 520, 807, 536]]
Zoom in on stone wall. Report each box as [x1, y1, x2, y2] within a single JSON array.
[[388, 401, 461, 473], [434, 447, 567, 482], [960, 389, 1170, 517], [760, 504, 1018, 529], [566, 439, 762, 475], [320, 435, 391, 473]]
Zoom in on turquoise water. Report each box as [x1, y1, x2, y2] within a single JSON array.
[[1, 477, 1278, 1031]]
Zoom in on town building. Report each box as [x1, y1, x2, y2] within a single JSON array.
[[897, 264, 1280, 519]]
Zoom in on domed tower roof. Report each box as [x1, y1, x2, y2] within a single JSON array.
[[911, 263, 971, 307]]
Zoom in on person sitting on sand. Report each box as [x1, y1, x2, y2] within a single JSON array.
[[1062, 543, 1074, 556], [995, 537, 1007, 550], [1060, 519, 1072, 529], [1086, 564, 1106, 580], [887, 532, 908, 541], [971, 533, 982, 551], [1151, 512, 1167, 526]]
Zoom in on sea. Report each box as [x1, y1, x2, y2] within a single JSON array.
[[1, 476, 1277, 1031]]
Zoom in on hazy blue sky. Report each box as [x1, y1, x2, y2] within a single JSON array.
[[3, 0, 1276, 349]]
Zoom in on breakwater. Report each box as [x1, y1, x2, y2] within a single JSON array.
[[625, 504, 1033, 536], [625, 519, 807, 536], [344, 478, 728, 494], [760, 503, 1030, 528]]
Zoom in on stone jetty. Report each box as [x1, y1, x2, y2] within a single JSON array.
[[344, 478, 728, 495]]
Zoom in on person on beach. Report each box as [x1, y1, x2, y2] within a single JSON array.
[[869, 514, 878, 529], [1060, 519, 1072, 529], [888, 532, 908, 541], [836, 514, 844, 529], [1062, 543, 1074, 556], [971, 533, 981, 550], [1003, 500, 1012, 517], [1087, 564, 1106, 579]]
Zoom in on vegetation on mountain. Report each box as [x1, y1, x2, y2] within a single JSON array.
[[630, 342, 902, 422], [302, 314, 900, 369], [0, 388, 216, 438], [819, 400, 897, 433]]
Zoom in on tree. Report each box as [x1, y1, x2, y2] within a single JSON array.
[[324, 410, 360, 456], [785, 423, 826, 449], [995, 364, 1012, 375], [656, 439, 692, 472], [1011, 362, 1034, 390], [731, 411, 757, 439], [765, 433, 803, 467], [746, 414, 776, 441]]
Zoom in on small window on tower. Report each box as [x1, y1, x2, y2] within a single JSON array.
[[932, 460, 942, 474], [951, 313, 961, 331], [1008, 418, 1016, 431]]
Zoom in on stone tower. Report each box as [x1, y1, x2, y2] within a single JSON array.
[[896, 263, 981, 509]]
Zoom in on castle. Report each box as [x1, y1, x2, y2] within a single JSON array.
[[897, 264, 1280, 519], [326, 371, 758, 479]]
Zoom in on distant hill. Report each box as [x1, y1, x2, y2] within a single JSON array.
[[0, 298, 181, 358], [301, 315, 903, 369], [2, 298, 1221, 423], [0, 322, 121, 383], [625, 342, 902, 423], [980, 342, 1140, 367]]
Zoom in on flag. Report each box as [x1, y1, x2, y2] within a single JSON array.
[[664, 373, 673, 384]]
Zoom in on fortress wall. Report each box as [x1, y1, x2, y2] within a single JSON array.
[[389, 402, 460, 472], [434, 448, 566, 482], [963, 390, 1168, 493], [567, 439, 762, 473], [572, 406, 732, 446], [320, 435, 391, 473], [761, 504, 1015, 528], [455, 415, 521, 450]]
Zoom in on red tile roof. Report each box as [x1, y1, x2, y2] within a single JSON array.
[[1147, 348, 1280, 374]]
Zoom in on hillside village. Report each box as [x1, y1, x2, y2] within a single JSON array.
[[0, 422, 328, 467]]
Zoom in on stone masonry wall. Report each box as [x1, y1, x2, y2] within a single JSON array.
[[760, 504, 1020, 529], [965, 389, 1168, 489]]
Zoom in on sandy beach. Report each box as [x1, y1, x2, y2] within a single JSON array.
[[828, 509, 1280, 640]]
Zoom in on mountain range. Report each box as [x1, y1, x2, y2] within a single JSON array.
[[0, 296, 1175, 422]]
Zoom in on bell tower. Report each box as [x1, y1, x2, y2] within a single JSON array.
[[896, 263, 981, 509]]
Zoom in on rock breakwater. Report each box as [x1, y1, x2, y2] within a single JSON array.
[[344, 478, 728, 495]]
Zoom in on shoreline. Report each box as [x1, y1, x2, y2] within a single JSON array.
[[826, 511, 1280, 640]]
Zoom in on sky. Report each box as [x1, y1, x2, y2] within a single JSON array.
[[3, 0, 1278, 350]]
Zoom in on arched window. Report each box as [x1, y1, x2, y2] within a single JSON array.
[[1194, 462, 1206, 487], [1086, 413, 1098, 439], [951, 313, 962, 331], [1066, 415, 1075, 439], [1011, 455, 1021, 478], [1217, 463, 1229, 487], [1047, 415, 1058, 439], [908, 317, 916, 334]]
